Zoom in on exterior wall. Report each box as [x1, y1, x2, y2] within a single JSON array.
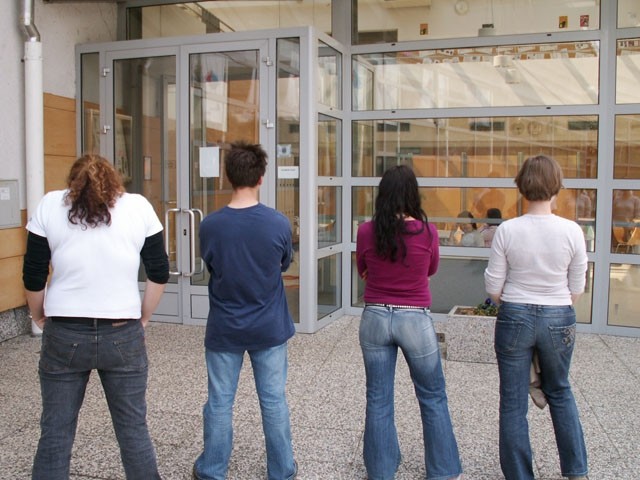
[[0, 1, 116, 342]]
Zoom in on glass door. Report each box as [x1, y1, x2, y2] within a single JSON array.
[[106, 49, 180, 322], [183, 41, 270, 325]]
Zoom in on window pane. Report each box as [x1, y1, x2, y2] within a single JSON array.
[[609, 264, 640, 327], [355, 0, 600, 44], [351, 252, 365, 307], [353, 42, 599, 110], [277, 38, 301, 323], [318, 115, 341, 177], [318, 42, 341, 109], [81, 53, 100, 156], [318, 253, 342, 319], [616, 39, 640, 104], [128, 1, 331, 40], [614, 115, 640, 178], [612, 190, 640, 254], [351, 117, 598, 179], [318, 186, 342, 248], [353, 186, 596, 251], [618, 3, 640, 28]]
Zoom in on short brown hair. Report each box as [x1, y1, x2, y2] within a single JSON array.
[[515, 155, 563, 201], [224, 141, 267, 189]]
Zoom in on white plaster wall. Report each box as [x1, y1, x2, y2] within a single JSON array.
[[0, 1, 116, 209], [0, 0, 27, 205]]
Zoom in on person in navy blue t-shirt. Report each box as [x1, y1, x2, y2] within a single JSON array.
[[193, 141, 297, 480]]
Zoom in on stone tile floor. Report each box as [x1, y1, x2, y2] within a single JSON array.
[[1, 315, 638, 479]]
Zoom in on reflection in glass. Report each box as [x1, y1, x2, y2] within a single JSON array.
[[113, 56, 176, 282], [351, 252, 365, 307], [318, 254, 341, 319], [355, 0, 600, 44], [611, 190, 640, 254], [128, 1, 331, 40], [318, 42, 341, 109], [318, 115, 341, 177], [352, 186, 596, 252], [352, 186, 376, 242], [351, 117, 598, 179], [277, 38, 301, 323], [614, 115, 640, 178], [318, 186, 341, 247], [616, 39, 640, 104], [618, 2, 640, 28], [81, 53, 100, 156], [609, 264, 640, 327], [353, 42, 599, 110]]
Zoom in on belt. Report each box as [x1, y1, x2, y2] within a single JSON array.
[[365, 303, 429, 310], [50, 317, 137, 325]]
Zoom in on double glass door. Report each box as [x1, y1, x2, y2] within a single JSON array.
[[87, 40, 271, 325]]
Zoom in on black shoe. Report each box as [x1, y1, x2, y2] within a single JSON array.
[[290, 460, 298, 479], [192, 464, 201, 480]]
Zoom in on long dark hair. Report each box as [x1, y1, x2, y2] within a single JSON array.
[[373, 165, 430, 262], [65, 154, 124, 228]]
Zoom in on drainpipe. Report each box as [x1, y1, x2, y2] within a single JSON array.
[[20, 0, 44, 336]]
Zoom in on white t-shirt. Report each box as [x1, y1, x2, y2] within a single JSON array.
[[26, 190, 163, 319], [484, 213, 588, 305]]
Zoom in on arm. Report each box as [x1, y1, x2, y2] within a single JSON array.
[[140, 280, 166, 327], [23, 232, 51, 328], [484, 227, 507, 304], [139, 231, 170, 326], [428, 224, 440, 277], [568, 223, 588, 304], [26, 290, 46, 329]]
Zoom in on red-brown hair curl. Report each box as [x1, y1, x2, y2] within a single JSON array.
[[65, 154, 124, 228]]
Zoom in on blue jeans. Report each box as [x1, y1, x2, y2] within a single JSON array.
[[495, 302, 588, 480], [194, 343, 296, 480], [32, 319, 160, 480], [359, 306, 462, 480]]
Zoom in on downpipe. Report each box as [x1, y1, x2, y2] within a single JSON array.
[[21, 0, 44, 336]]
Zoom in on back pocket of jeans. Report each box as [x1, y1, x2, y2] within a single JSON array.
[[494, 319, 523, 353], [549, 323, 576, 353], [40, 332, 79, 372]]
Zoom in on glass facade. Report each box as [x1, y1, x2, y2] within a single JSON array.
[[127, 1, 331, 39], [117, 0, 640, 333], [355, 0, 601, 44], [353, 43, 599, 110]]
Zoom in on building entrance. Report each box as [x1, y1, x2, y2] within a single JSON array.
[[78, 28, 346, 331]]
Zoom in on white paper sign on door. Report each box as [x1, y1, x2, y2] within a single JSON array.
[[199, 146, 220, 178]]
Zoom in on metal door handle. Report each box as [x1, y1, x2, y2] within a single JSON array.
[[191, 208, 205, 275], [183, 208, 196, 277], [164, 208, 181, 276]]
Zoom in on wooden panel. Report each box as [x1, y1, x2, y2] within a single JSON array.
[[45, 154, 75, 192], [45, 93, 75, 112], [44, 100, 76, 157], [0, 257, 26, 312], [0, 214, 27, 259]]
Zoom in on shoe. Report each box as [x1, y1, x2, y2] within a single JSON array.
[[192, 464, 201, 480], [290, 460, 298, 479], [568, 476, 588, 480]]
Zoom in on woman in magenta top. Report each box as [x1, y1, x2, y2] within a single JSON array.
[[356, 165, 462, 480]]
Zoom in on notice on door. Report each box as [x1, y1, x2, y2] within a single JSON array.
[[199, 146, 220, 178]]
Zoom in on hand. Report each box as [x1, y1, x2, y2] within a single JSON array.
[[140, 317, 150, 329], [32, 316, 46, 330], [360, 269, 368, 280]]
